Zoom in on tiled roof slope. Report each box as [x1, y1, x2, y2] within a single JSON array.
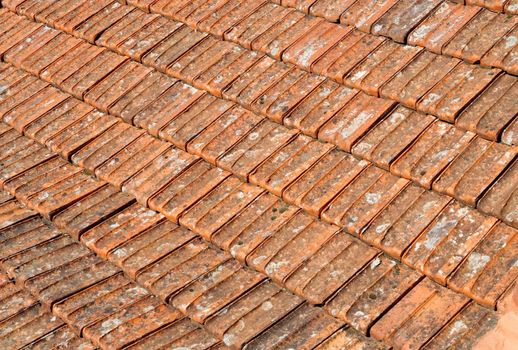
[[0, 0, 517, 349]]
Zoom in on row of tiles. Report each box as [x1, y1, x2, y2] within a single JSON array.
[[0, 9, 516, 229], [118, 0, 518, 98], [0, 198, 266, 350], [268, 0, 518, 64], [1, 53, 517, 315], [1, 11, 517, 233], [0, 125, 504, 350], [0, 270, 96, 349], [0, 20, 517, 308], [4, 0, 518, 146]]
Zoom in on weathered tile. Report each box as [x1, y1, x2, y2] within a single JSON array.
[[318, 92, 396, 152], [371, 0, 442, 43], [447, 222, 518, 307], [481, 24, 518, 74], [370, 279, 469, 349], [326, 255, 421, 333], [361, 184, 451, 259], [340, 0, 399, 32], [408, 2, 480, 54]]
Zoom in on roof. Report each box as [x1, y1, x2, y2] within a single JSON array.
[[0, 0, 517, 349]]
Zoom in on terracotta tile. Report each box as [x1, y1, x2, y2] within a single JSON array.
[[74, 125, 145, 173], [80, 203, 164, 258], [219, 54, 272, 101], [432, 136, 492, 197], [141, 25, 202, 71], [212, 193, 299, 262], [420, 205, 497, 285], [284, 149, 369, 216], [245, 303, 342, 349], [371, 0, 442, 43], [75, 1, 133, 43], [442, 140, 516, 206], [3, 25, 60, 67], [165, 36, 219, 79], [0, 306, 64, 349], [97, 137, 170, 188], [193, 45, 245, 94], [53, 184, 135, 239], [40, 43, 106, 86], [84, 61, 152, 112], [235, 61, 293, 110], [145, 246, 230, 301], [447, 222, 518, 307], [171, 100, 238, 151], [183, 44, 241, 87], [189, 107, 263, 162], [283, 17, 350, 69], [502, 117, 518, 146], [361, 184, 451, 259], [370, 279, 469, 349], [218, 121, 298, 180], [84, 296, 180, 349], [340, 0, 399, 32], [2, 235, 88, 283], [205, 283, 302, 348], [467, 0, 507, 11], [286, 234, 377, 304], [53, 0, 114, 34], [27, 325, 95, 350], [326, 255, 421, 333], [310, 0, 356, 22], [98, 10, 160, 50], [181, 180, 264, 240], [479, 160, 518, 223], [122, 147, 199, 206], [109, 220, 194, 278], [0, 19, 41, 59], [37, 0, 87, 26], [110, 70, 177, 123], [344, 41, 421, 96], [128, 319, 220, 349], [380, 51, 460, 109], [251, 135, 334, 197], [322, 32, 386, 83], [402, 202, 492, 272], [287, 83, 359, 138], [117, 17, 181, 61], [0, 76, 49, 118], [408, 2, 480, 54], [324, 167, 408, 232], [186, 266, 265, 324], [456, 73, 518, 141], [19, 34, 83, 76], [392, 121, 476, 188], [267, 76, 327, 125], [418, 63, 500, 122], [4, 87, 69, 133], [250, 11, 305, 55], [443, 10, 518, 63], [50, 113, 118, 160], [247, 213, 338, 283], [60, 50, 128, 99], [318, 92, 396, 152], [0, 217, 60, 261], [53, 273, 146, 333], [352, 106, 434, 169], [422, 301, 498, 349], [26, 256, 120, 308], [210, 0, 267, 38], [182, 0, 236, 29], [224, 3, 291, 49], [315, 327, 388, 350], [0, 146, 56, 188]]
